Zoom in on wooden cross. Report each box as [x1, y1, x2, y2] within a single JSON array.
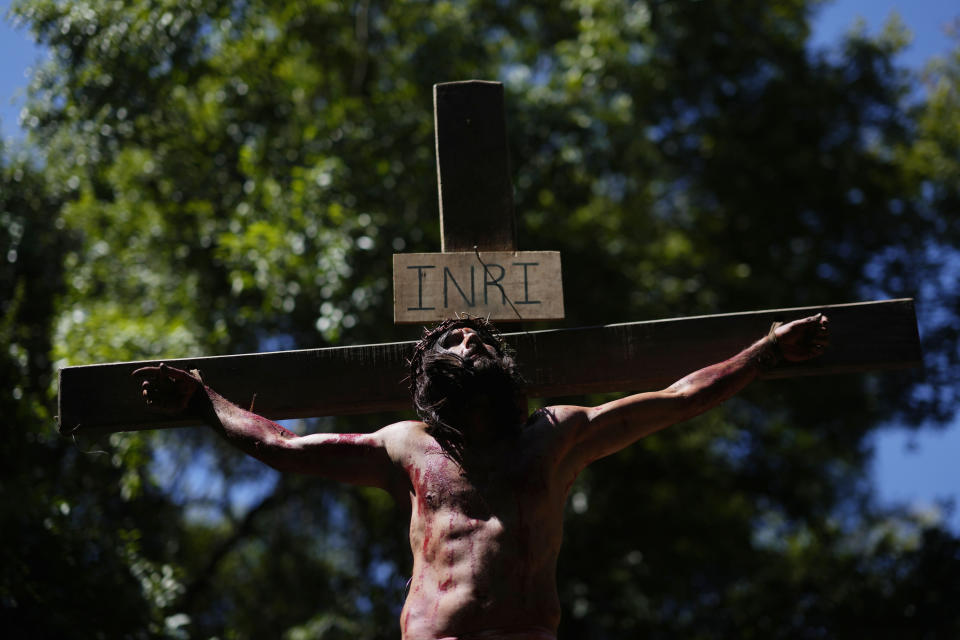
[[57, 81, 922, 434]]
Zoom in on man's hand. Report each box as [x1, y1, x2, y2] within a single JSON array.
[[774, 313, 830, 362], [132, 363, 203, 415]]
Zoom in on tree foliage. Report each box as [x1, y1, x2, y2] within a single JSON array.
[[4, 0, 960, 637]]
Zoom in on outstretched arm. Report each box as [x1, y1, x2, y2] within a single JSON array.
[[559, 313, 830, 466], [132, 364, 409, 495]]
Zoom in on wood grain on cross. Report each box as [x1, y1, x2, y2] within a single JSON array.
[[433, 80, 516, 253], [56, 81, 923, 434]]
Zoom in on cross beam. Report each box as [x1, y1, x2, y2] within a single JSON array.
[[55, 82, 922, 435], [57, 298, 921, 434]]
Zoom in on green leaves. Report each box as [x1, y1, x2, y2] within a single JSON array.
[[4, 0, 960, 637]]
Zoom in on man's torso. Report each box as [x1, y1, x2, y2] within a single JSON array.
[[393, 409, 580, 640]]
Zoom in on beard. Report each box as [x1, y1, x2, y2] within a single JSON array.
[[458, 350, 523, 412]]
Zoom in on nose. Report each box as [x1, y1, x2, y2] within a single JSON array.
[[461, 329, 481, 351]]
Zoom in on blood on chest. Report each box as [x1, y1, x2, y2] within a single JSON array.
[[407, 448, 552, 525]]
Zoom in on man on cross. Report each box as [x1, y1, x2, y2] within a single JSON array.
[[134, 312, 829, 640]]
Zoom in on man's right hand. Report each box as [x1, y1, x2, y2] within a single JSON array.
[[132, 363, 203, 415]]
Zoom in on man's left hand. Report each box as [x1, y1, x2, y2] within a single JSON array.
[[774, 313, 830, 362]]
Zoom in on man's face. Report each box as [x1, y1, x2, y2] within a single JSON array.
[[433, 326, 498, 363], [411, 319, 524, 443]]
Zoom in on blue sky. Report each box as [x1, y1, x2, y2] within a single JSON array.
[[810, 0, 959, 532], [811, 0, 957, 68], [2, 0, 958, 530], [0, 1, 43, 140]]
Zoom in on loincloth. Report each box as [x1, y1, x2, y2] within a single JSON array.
[[437, 626, 557, 640]]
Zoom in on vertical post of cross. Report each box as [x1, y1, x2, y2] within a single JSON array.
[[434, 81, 517, 252]]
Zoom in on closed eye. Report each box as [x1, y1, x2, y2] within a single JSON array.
[[440, 329, 462, 348]]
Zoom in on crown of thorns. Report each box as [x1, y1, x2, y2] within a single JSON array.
[[408, 315, 508, 394]]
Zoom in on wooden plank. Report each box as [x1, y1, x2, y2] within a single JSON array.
[[58, 339, 416, 435], [393, 251, 564, 323], [434, 81, 516, 252], [515, 298, 922, 398], [57, 299, 921, 434]]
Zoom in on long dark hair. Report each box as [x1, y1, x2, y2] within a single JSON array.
[[408, 317, 525, 460]]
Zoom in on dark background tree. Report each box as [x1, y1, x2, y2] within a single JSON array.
[[3, 0, 959, 637]]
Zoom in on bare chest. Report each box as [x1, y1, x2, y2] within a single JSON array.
[[408, 448, 553, 523]]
